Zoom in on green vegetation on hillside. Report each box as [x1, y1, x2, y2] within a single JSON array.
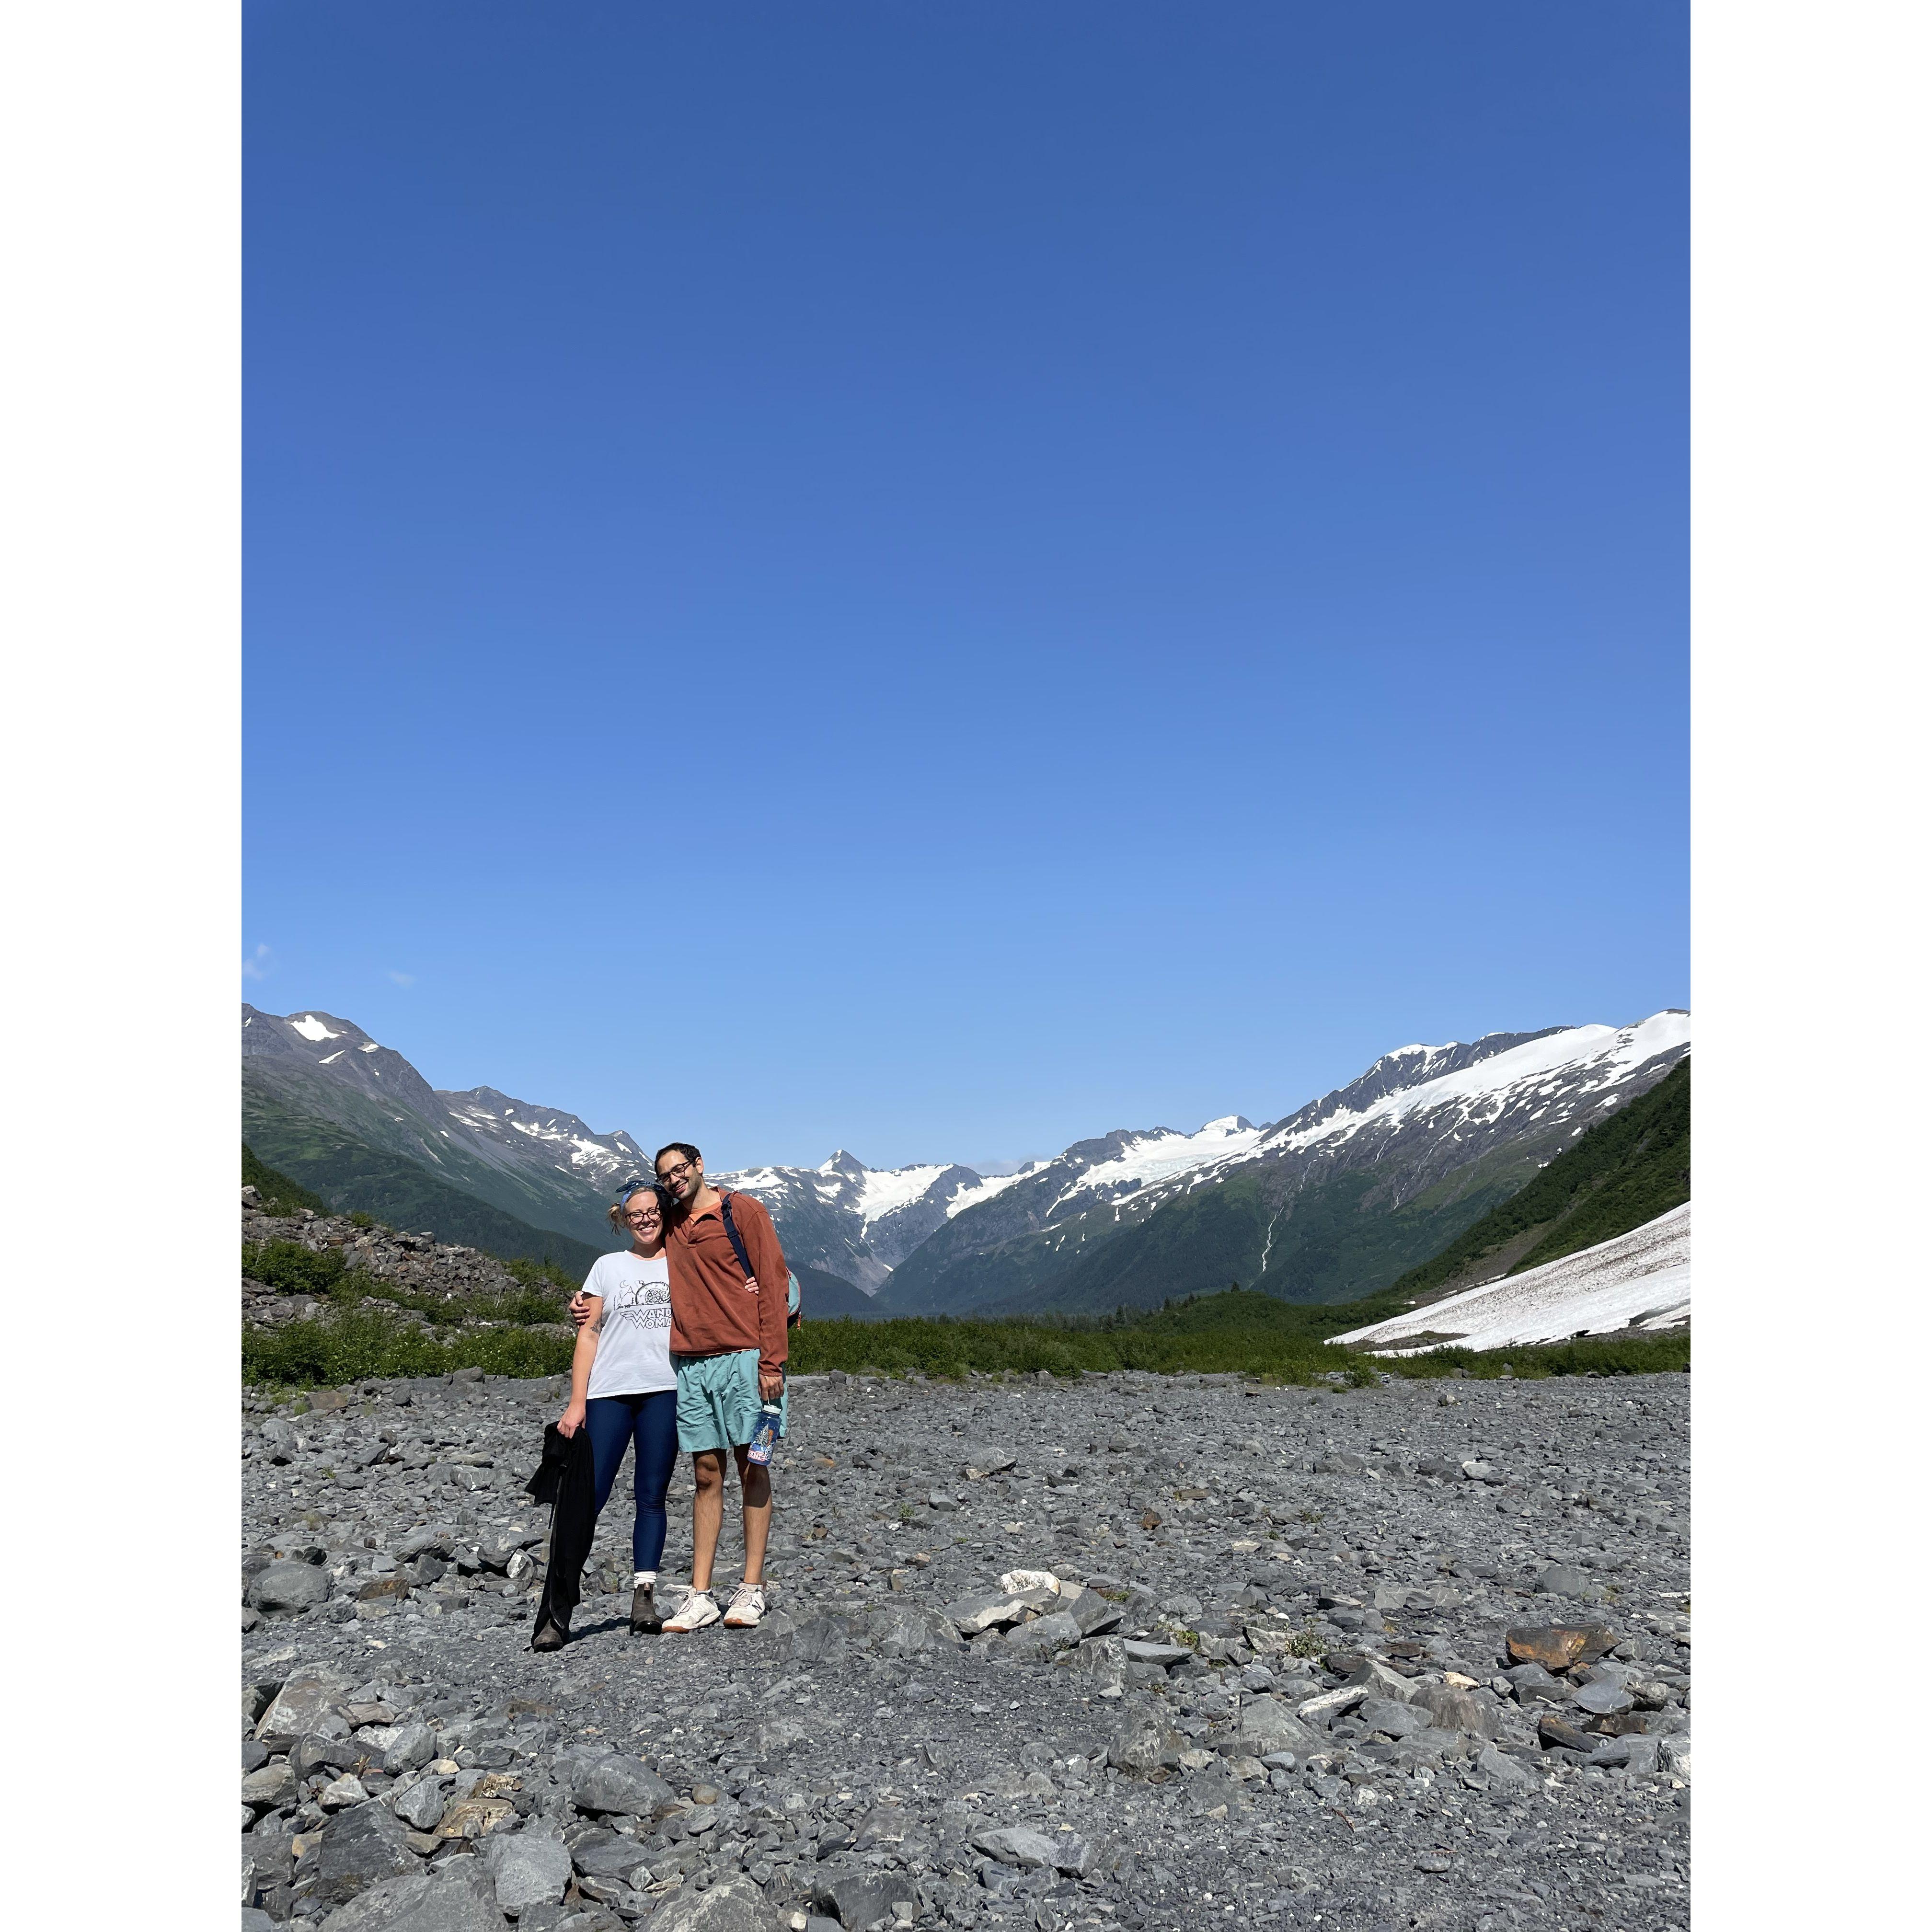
[[243, 1144, 330, 1216], [241, 1104, 601, 1275], [1390, 1058, 1689, 1301], [243, 1277, 1685, 1391]]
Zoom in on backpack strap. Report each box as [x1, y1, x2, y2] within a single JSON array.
[[717, 1191, 757, 1283], [719, 1190, 805, 1329]]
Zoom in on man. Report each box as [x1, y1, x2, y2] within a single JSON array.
[[574, 1141, 790, 1631]]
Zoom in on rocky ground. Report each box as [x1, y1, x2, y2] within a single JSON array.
[[242, 1195, 569, 1334], [241, 1366, 1690, 1932]]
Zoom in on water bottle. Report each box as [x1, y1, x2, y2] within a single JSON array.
[[747, 1402, 782, 1466]]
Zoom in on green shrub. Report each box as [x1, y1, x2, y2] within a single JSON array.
[[242, 1307, 575, 1388], [242, 1241, 347, 1296]]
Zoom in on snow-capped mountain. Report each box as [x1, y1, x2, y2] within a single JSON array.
[[876, 1012, 1690, 1316], [711, 1153, 974, 1292], [242, 1001, 1688, 1314], [242, 1006, 640, 1252]]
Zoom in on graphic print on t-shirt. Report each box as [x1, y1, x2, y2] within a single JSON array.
[[601, 1276, 670, 1335]]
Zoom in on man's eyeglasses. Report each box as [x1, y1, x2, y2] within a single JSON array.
[[657, 1159, 695, 1181]]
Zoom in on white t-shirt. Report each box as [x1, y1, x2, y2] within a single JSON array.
[[582, 1251, 676, 1398]]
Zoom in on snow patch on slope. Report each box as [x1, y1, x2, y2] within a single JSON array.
[[290, 1014, 340, 1043], [1334, 1204, 1690, 1353]]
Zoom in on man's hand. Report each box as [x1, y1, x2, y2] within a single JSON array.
[[759, 1367, 784, 1403], [568, 1289, 593, 1330]]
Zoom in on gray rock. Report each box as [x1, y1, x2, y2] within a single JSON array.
[[1412, 1683, 1503, 1740], [1573, 1677, 1636, 1717], [1295, 1683, 1367, 1725], [1534, 1564, 1601, 1601], [483, 1825, 572, 1912], [1474, 1744, 1536, 1790], [864, 1603, 958, 1656], [1505, 1662, 1568, 1704], [243, 1762, 298, 1810], [787, 1614, 851, 1667], [1067, 1589, 1124, 1637], [249, 1559, 332, 1616], [1358, 1697, 1426, 1739], [564, 1752, 678, 1819], [255, 1665, 350, 1745], [315, 1867, 502, 1932], [381, 1721, 438, 1775], [1344, 1659, 1418, 1702], [571, 1837, 658, 1885], [1066, 1635, 1129, 1697], [1107, 1709, 1184, 1775], [1120, 1640, 1191, 1668], [962, 1445, 1017, 1479], [390, 1777, 448, 1831], [971, 1825, 1058, 1869], [1226, 1696, 1320, 1758], [310, 1801, 419, 1909], [945, 1591, 1029, 1635], [813, 1863, 914, 1928], [1593, 1734, 1663, 1773], [1004, 1610, 1081, 1658]]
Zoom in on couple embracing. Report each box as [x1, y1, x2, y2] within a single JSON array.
[[533, 1142, 794, 1650]]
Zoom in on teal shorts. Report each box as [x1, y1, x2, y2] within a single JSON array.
[[673, 1348, 788, 1454]]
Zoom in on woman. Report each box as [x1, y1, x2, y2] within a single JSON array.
[[542, 1178, 678, 1647]]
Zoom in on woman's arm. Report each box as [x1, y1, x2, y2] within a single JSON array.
[[559, 1296, 602, 1435]]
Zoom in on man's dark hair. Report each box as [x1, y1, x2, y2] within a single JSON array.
[[655, 1141, 702, 1172]]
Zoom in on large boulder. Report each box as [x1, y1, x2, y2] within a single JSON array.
[[1412, 1683, 1503, 1740], [812, 1865, 915, 1929], [315, 1866, 502, 1932], [1107, 1708, 1185, 1775], [248, 1559, 332, 1617], [309, 1801, 418, 1910], [651, 1873, 779, 1931], [1505, 1624, 1617, 1672], [971, 1826, 1058, 1870], [1004, 1611, 1081, 1659], [563, 1750, 679, 1819], [255, 1664, 351, 1745], [481, 1825, 571, 1913]]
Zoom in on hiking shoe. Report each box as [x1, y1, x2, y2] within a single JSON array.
[[662, 1588, 720, 1633], [531, 1614, 570, 1652], [629, 1582, 662, 1635], [722, 1583, 766, 1629]]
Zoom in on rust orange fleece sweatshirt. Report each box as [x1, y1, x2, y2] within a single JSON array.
[[666, 1188, 790, 1376]]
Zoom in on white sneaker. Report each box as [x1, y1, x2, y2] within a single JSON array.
[[722, 1583, 766, 1628], [662, 1588, 721, 1633]]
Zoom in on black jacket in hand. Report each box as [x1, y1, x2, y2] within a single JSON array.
[[526, 1422, 596, 1643]]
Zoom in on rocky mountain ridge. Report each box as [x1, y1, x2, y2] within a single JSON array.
[[242, 1004, 1689, 1318], [242, 1190, 569, 1339], [880, 1013, 1691, 1316]]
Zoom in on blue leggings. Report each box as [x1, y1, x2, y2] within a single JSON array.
[[584, 1391, 678, 1573]]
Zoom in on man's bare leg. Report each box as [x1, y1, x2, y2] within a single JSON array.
[[689, 1449, 727, 1590], [736, 1444, 772, 1584]]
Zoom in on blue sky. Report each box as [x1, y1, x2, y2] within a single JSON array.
[[244, 1, 1687, 1173]]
